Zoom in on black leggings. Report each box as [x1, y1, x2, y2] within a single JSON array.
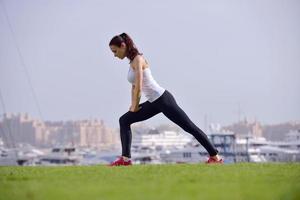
[[119, 90, 218, 158]]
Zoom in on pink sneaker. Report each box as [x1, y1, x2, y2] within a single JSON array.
[[205, 157, 224, 164], [109, 156, 132, 166]]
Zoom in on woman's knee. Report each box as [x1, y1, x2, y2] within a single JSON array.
[[119, 113, 131, 127]]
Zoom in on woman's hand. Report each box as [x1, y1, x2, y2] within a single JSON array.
[[129, 105, 141, 112]]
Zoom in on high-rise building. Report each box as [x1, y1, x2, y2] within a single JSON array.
[[0, 113, 119, 149]]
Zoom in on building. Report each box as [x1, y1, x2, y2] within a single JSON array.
[[0, 113, 119, 149], [132, 130, 192, 150], [0, 113, 45, 147]]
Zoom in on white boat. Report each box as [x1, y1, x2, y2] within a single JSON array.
[[38, 147, 82, 166], [0, 147, 18, 166]]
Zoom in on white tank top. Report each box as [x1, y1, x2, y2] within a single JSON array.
[[127, 67, 165, 102]]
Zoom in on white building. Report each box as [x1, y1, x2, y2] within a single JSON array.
[[132, 130, 192, 150]]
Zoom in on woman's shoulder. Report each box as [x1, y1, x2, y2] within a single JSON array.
[[130, 55, 149, 69], [132, 54, 144, 63]]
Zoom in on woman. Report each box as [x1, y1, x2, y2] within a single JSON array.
[[109, 33, 223, 166]]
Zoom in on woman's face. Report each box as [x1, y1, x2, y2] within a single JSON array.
[[110, 43, 127, 59]]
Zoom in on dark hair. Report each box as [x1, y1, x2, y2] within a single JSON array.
[[109, 33, 142, 62]]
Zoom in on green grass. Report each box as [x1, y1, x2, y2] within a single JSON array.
[[0, 163, 300, 200]]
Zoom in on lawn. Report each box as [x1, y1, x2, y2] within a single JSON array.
[[0, 163, 300, 200]]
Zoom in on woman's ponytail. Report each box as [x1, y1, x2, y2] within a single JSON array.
[[109, 33, 142, 62]]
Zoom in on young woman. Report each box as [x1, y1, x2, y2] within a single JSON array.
[[109, 33, 223, 166]]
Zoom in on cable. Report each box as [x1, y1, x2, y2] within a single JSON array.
[[0, 0, 44, 121], [0, 89, 17, 159], [0, 113, 10, 148]]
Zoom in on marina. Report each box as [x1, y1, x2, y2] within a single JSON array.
[[1, 129, 299, 166]]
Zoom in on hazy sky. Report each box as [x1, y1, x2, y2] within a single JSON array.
[[0, 0, 299, 128]]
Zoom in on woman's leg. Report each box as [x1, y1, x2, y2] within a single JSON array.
[[155, 91, 218, 156], [119, 101, 161, 158]]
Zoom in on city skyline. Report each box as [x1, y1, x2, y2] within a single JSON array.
[[0, 112, 119, 148], [1, 0, 299, 128], [1, 112, 299, 150]]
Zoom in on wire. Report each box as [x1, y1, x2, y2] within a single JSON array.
[[0, 113, 10, 148], [0, 89, 18, 160], [0, 0, 44, 121]]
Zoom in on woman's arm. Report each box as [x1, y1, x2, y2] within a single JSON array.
[[130, 84, 138, 110], [130, 56, 143, 112]]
